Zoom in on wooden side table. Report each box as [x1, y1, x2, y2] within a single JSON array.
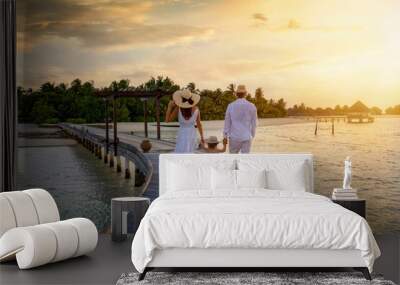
[[111, 197, 150, 242], [332, 199, 366, 218]]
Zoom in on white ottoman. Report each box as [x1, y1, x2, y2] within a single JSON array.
[[0, 189, 98, 269]]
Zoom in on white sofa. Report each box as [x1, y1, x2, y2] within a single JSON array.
[[0, 189, 98, 269]]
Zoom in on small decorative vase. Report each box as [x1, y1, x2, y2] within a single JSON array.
[[140, 140, 152, 153]]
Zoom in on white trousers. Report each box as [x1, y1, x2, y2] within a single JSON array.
[[229, 139, 252, 153]]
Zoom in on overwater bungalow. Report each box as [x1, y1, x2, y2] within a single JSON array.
[[347, 101, 374, 123]]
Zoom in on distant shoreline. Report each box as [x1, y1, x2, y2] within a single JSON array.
[[85, 117, 311, 130], [80, 115, 400, 132]]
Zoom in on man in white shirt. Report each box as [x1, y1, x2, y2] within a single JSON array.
[[223, 85, 258, 153]]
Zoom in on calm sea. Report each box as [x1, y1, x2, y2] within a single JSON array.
[[125, 116, 400, 234], [17, 117, 399, 233], [17, 136, 140, 232]]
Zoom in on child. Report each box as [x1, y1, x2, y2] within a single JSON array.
[[201, 136, 227, 153]]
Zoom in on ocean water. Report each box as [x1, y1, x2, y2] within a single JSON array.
[[16, 117, 399, 233], [252, 117, 400, 234], [17, 138, 140, 232], [125, 117, 400, 234]]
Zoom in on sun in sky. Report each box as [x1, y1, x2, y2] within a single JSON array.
[[17, 0, 400, 108]]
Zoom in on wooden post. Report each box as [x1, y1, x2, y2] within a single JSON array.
[[314, 119, 318, 135], [143, 99, 148, 138], [105, 98, 109, 163], [109, 153, 114, 168], [97, 145, 102, 159], [116, 155, 122, 173], [101, 146, 105, 160], [124, 158, 131, 179], [156, 95, 161, 140], [331, 118, 335, 135], [113, 96, 118, 156]]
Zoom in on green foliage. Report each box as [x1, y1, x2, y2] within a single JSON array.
[[385, 105, 400, 115], [370, 106, 383, 115], [288, 104, 349, 116], [45, 118, 60, 124], [31, 99, 57, 124], [288, 103, 393, 116], [247, 88, 287, 118], [66, 118, 87, 124], [19, 79, 103, 124], [18, 76, 290, 124]]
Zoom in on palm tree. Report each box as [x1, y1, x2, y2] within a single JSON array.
[[186, 82, 196, 92], [227, 83, 235, 94]]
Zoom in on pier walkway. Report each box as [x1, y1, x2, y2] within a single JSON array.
[[79, 125, 175, 153], [79, 125, 170, 200], [59, 123, 174, 199]]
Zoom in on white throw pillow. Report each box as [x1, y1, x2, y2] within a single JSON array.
[[236, 169, 267, 189], [167, 162, 212, 191], [238, 159, 308, 191], [212, 168, 237, 191], [266, 162, 307, 191]]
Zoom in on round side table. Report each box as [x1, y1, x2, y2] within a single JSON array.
[[111, 197, 150, 242]]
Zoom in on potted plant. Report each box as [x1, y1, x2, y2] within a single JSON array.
[[140, 139, 152, 153]]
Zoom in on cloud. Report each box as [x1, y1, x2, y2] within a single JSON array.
[[17, 0, 214, 51], [278, 19, 362, 33], [251, 12, 268, 28], [253, 13, 268, 22], [274, 59, 316, 69]]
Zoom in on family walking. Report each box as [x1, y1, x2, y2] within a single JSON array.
[[166, 85, 258, 154]]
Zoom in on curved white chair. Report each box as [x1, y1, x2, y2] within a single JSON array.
[[0, 189, 98, 269]]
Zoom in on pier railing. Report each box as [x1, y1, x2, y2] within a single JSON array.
[[59, 123, 153, 196]]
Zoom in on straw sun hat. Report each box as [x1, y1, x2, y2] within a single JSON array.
[[172, 89, 200, 108], [236, 84, 247, 95], [205, 136, 219, 144]]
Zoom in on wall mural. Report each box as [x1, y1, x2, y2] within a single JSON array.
[[16, 0, 399, 234]]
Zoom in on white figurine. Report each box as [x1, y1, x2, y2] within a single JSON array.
[[343, 156, 352, 189]]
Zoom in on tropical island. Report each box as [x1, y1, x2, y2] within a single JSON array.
[[17, 76, 399, 124]]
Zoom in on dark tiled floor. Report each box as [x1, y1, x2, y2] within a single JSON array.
[[374, 234, 400, 284], [0, 234, 399, 285], [0, 234, 134, 285]]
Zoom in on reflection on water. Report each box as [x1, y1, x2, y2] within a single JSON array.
[[129, 117, 400, 234], [252, 118, 400, 234], [17, 117, 399, 234], [17, 138, 139, 232]]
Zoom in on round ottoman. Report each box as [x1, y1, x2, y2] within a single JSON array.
[[111, 197, 150, 242]]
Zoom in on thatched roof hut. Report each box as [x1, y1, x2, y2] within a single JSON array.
[[347, 101, 374, 123], [349, 101, 370, 113]]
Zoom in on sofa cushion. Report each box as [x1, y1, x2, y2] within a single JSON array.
[[0, 218, 97, 269], [0, 191, 39, 227], [0, 196, 17, 237], [23, 189, 60, 224]]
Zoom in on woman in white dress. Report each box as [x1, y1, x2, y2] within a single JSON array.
[[165, 89, 204, 153]]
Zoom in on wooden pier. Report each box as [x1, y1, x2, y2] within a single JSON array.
[[59, 123, 162, 196], [313, 113, 374, 135], [347, 114, 374, 124], [314, 116, 346, 135]]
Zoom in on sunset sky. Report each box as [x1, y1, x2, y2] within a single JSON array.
[[17, 0, 400, 108]]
